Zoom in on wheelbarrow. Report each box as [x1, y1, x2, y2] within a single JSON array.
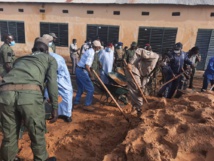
[[93, 72, 129, 105]]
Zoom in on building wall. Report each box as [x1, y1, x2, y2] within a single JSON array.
[[0, 3, 214, 56]]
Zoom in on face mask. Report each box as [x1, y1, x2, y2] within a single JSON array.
[[106, 48, 111, 52], [9, 41, 15, 46], [88, 41, 91, 45], [95, 50, 100, 54], [174, 50, 180, 54], [48, 42, 53, 47]]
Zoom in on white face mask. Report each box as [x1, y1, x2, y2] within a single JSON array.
[[174, 50, 180, 54], [95, 50, 100, 54], [48, 42, 53, 47]]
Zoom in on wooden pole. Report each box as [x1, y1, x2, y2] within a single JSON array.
[[123, 60, 148, 104], [92, 69, 130, 123]]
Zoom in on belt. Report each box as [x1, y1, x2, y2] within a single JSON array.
[[76, 65, 85, 70], [0, 84, 41, 92]]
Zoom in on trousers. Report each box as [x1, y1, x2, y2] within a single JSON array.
[[126, 71, 143, 110], [74, 67, 94, 106], [70, 54, 79, 74], [0, 90, 48, 161]]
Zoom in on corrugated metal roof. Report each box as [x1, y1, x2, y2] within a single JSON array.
[[0, 0, 214, 5]]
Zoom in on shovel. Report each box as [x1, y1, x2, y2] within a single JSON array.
[[92, 69, 130, 123]]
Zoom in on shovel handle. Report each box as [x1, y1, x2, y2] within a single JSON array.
[[92, 69, 130, 122], [123, 60, 148, 104]]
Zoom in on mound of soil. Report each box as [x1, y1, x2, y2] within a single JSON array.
[[104, 92, 214, 161]]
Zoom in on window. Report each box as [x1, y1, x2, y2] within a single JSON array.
[[195, 29, 214, 70], [40, 9, 45, 13], [87, 10, 94, 14], [86, 25, 119, 46], [40, 22, 68, 47], [0, 21, 25, 43], [62, 10, 68, 13], [142, 12, 149, 16], [172, 12, 180, 16], [18, 9, 24, 12], [210, 12, 214, 17], [0, 8, 3, 11], [113, 11, 120, 15], [138, 27, 177, 54]]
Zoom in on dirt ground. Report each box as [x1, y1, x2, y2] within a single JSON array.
[[1, 60, 214, 161]]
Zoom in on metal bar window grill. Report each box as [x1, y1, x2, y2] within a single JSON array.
[[40, 22, 68, 47], [138, 27, 178, 54], [0, 20, 25, 43], [86, 24, 119, 46]]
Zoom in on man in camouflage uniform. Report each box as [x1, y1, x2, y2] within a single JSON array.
[[0, 37, 58, 161], [0, 34, 16, 76], [124, 42, 142, 115], [49, 33, 57, 53], [124, 41, 138, 63]]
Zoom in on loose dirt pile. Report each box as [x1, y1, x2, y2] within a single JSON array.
[[104, 92, 214, 161]]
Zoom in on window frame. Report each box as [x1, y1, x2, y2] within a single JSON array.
[[0, 20, 25, 43], [40, 22, 69, 47]]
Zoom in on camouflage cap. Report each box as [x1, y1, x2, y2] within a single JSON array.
[[35, 37, 49, 47], [42, 34, 53, 42], [131, 41, 137, 47], [49, 33, 57, 38]]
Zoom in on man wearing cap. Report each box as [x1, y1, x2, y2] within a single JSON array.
[[114, 42, 125, 68], [42, 34, 54, 53], [0, 34, 16, 76], [74, 40, 101, 111], [70, 38, 80, 75], [49, 33, 57, 53], [124, 41, 138, 63], [186, 46, 201, 89], [165, 42, 193, 98], [99, 43, 114, 84], [0, 37, 58, 161]]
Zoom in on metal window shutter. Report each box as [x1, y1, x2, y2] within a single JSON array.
[[138, 27, 177, 54], [40, 23, 49, 37], [17, 22, 25, 43], [0, 21, 8, 41], [205, 30, 214, 69], [40, 23, 68, 47], [195, 29, 212, 70], [150, 28, 164, 54], [162, 28, 177, 54], [138, 27, 152, 48], [97, 25, 108, 45], [87, 25, 97, 42], [58, 24, 68, 47], [8, 21, 17, 42], [108, 26, 119, 45]]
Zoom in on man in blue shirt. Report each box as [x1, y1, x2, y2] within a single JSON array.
[[165, 42, 193, 98], [74, 40, 101, 111], [201, 57, 214, 91]]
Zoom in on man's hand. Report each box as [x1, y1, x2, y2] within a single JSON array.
[[127, 64, 132, 70], [49, 108, 58, 123]]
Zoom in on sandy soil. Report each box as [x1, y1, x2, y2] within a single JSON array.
[[0, 61, 214, 161]]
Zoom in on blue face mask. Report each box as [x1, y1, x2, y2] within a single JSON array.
[[48, 42, 53, 47], [106, 47, 111, 52], [9, 41, 15, 46]]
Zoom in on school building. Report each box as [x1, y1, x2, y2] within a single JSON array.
[[0, 0, 214, 69]]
